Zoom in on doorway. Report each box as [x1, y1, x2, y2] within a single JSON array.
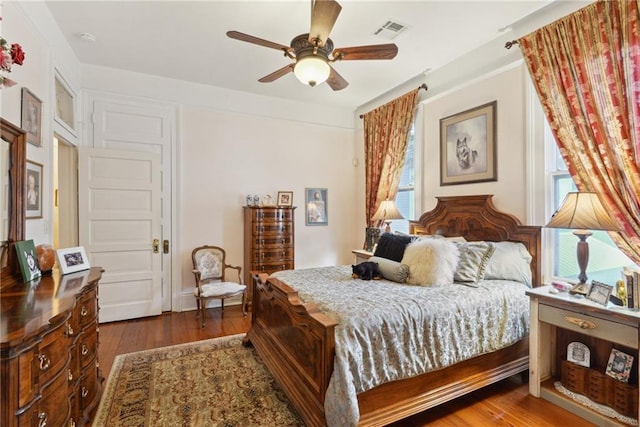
[[53, 136, 78, 249]]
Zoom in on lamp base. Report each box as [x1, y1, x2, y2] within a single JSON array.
[[569, 282, 590, 296]]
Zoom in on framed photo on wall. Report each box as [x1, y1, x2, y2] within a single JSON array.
[[440, 101, 497, 185], [21, 88, 43, 147], [26, 160, 43, 219], [305, 188, 327, 226], [54, 71, 76, 135]]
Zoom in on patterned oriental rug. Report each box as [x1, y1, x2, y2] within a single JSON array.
[[93, 334, 304, 426]]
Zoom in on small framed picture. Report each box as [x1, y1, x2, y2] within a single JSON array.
[[56, 246, 91, 275], [21, 87, 43, 147], [26, 160, 43, 219], [567, 342, 590, 367], [305, 188, 327, 226], [15, 239, 41, 282], [587, 280, 613, 306], [605, 348, 634, 383], [277, 191, 293, 207]]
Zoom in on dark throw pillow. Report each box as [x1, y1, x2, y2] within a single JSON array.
[[373, 233, 413, 262]]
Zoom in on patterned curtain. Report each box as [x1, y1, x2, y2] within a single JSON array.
[[518, 0, 640, 264], [363, 88, 420, 227]]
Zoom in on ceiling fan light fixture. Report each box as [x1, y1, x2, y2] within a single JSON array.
[[293, 56, 330, 87]]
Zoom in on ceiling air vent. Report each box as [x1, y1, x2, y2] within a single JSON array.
[[373, 20, 407, 40]]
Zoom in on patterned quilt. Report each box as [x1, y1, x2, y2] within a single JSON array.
[[272, 265, 530, 427]]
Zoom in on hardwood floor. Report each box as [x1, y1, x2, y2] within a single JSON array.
[[98, 307, 594, 426]]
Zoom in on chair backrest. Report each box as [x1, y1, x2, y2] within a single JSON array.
[[192, 245, 227, 282]]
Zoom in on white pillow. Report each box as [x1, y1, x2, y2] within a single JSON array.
[[401, 239, 459, 286], [484, 241, 533, 287]]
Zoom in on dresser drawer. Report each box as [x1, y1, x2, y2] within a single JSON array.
[[38, 369, 70, 427], [251, 222, 293, 235], [79, 365, 99, 411], [252, 248, 294, 263], [37, 324, 70, 387], [248, 209, 293, 222], [250, 235, 293, 248], [76, 288, 98, 329], [78, 330, 98, 369], [539, 304, 638, 348]]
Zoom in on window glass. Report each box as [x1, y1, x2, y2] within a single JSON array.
[[547, 128, 634, 284], [391, 125, 415, 234]]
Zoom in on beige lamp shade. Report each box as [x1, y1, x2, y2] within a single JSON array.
[[545, 192, 618, 293], [372, 200, 404, 233], [545, 192, 618, 231]]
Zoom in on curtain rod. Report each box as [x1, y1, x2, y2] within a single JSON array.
[[505, 40, 519, 49], [359, 83, 428, 119]]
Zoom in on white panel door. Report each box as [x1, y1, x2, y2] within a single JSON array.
[[79, 148, 162, 322], [89, 96, 175, 313]]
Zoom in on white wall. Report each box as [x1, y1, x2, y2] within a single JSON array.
[[179, 105, 357, 297], [421, 62, 527, 219]]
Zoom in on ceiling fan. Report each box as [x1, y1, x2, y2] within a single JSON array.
[[227, 0, 398, 91]]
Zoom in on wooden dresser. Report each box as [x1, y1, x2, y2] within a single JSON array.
[[1, 267, 104, 427], [243, 206, 295, 304]]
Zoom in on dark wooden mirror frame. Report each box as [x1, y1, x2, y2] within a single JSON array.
[[1, 118, 26, 279]]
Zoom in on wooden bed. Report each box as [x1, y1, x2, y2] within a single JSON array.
[[243, 194, 542, 426]]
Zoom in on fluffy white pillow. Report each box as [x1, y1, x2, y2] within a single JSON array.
[[401, 239, 460, 286]]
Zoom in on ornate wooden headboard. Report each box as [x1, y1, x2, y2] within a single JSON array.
[[410, 194, 542, 287]]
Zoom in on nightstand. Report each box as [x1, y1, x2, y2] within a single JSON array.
[[527, 286, 640, 425], [352, 249, 373, 264]]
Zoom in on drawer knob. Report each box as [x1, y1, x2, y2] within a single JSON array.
[[80, 306, 88, 316], [81, 344, 89, 356], [68, 369, 73, 382], [38, 411, 47, 427], [66, 323, 74, 336], [38, 354, 50, 371], [564, 316, 596, 329], [82, 386, 89, 398], [69, 418, 76, 427]]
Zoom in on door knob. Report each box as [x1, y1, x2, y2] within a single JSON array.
[[153, 239, 159, 253]]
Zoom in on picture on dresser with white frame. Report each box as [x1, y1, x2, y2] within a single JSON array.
[[56, 246, 91, 274]]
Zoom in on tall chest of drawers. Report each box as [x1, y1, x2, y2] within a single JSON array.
[[243, 206, 295, 304], [1, 267, 104, 427]]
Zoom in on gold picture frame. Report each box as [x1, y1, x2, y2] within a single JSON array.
[[440, 101, 497, 185]]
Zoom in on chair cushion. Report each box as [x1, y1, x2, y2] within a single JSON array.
[[195, 282, 246, 298], [195, 251, 222, 280]]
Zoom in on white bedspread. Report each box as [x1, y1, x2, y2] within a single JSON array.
[[272, 265, 530, 427]]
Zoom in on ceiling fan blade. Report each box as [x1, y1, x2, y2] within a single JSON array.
[[258, 64, 295, 83], [309, 0, 342, 47], [333, 44, 398, 60], [326, 65, 348, 91], [227, 31, 291, 52]]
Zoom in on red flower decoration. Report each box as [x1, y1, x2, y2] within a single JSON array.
[[11, 43, 24, 65]]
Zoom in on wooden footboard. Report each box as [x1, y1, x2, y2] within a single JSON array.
[[244, 274, 336, 426]]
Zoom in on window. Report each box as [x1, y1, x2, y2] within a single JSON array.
[[546, 123, 634, 284], [391, 124, 415, 234]]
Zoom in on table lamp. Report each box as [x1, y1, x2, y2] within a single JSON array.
[[545, 192, 619, 295], [372, 200, 404, 234]]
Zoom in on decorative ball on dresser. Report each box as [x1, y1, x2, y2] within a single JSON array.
[[35, 243, 56, 274]]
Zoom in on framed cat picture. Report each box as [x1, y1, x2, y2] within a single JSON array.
[[440, 101, 497, 185]]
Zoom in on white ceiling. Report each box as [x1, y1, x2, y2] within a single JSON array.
[[45, 1, 553, 109]]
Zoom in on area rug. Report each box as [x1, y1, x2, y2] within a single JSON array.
[[93, 334, 304, 426]]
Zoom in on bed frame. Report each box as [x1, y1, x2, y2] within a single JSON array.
[[243, 194, 541, 426]]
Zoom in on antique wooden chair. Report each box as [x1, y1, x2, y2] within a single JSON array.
[[191, 245, 247, 327]]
